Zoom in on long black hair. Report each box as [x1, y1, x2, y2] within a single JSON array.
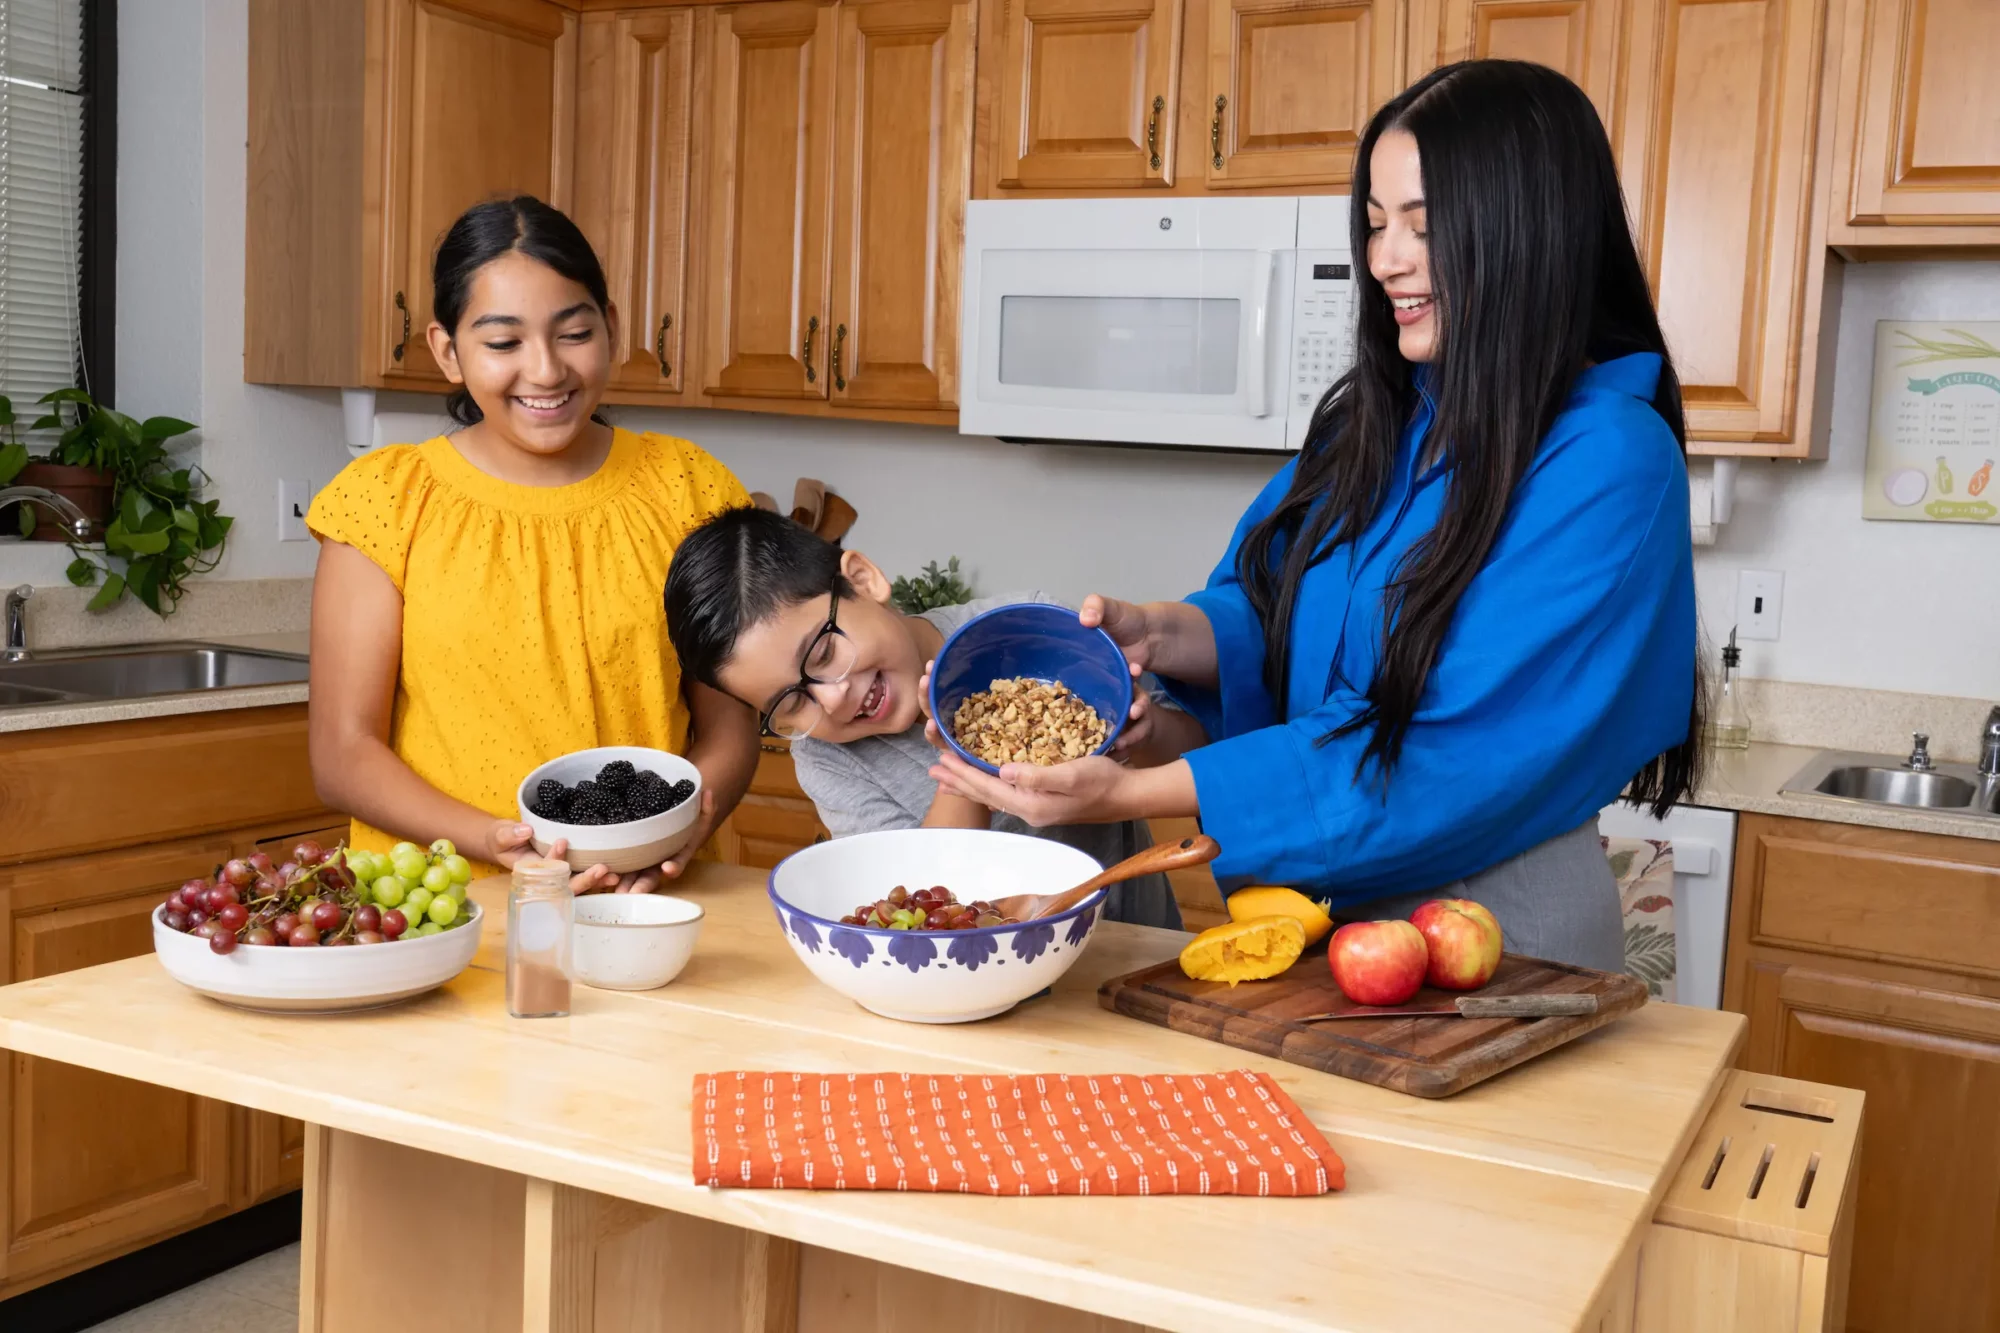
[[431, 196, 611, 427], [1237, 60, 1703, 817]]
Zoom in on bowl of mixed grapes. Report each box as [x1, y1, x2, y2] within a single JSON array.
[[152, 838, 483, 1013], [766, 828, 1109, 1024]]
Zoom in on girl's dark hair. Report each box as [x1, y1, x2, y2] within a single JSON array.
[[665, 507, 854, 694], [1237, 59, 1703, 818], [431, 196, 612, 427]]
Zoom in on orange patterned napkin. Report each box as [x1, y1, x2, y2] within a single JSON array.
[[693, 1070, 1344, 1196]]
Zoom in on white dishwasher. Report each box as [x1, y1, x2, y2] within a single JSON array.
[[1596, 801, 1737, 1009]]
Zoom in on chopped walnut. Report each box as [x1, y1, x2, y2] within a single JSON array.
[[950, 677, 1110, 767]]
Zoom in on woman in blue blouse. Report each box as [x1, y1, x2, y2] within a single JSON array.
[[930, 60, 1703, 970]]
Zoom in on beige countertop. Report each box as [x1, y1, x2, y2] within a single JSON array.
[[1692, 740, 2000, 842], [0, 631, 310, 734]]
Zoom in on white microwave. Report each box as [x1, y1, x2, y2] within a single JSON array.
[[958, 196, 1356, 452]]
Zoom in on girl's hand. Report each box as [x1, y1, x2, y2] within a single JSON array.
[[659, 788, 720, 881], [1080, 595, 1154, 681], [928, 751, 1134, 827], [485, 820, 622, 895]]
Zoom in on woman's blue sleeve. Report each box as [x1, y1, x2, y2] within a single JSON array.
[[1181, 411, 1697, 899]]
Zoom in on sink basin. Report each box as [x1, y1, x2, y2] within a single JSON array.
[[1812, 765, 1975, 809], [1780, 749, 2000, 822], [0, 644, 309, 709]]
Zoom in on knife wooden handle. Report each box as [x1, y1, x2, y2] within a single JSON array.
[[1455, 994, 1599, 1018]]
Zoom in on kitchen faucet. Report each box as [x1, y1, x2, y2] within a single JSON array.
[[4, 585, 31, 663], [1981, 706, 2000, 780], [0, 487, 94, 542]]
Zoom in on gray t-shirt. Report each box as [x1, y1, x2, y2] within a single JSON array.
[[790, 594, 1182, 930]]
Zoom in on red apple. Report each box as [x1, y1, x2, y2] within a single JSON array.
[[1410, 899, 1503, 991], [1328, 919, 1428, 1006]]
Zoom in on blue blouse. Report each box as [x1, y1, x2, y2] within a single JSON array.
[[1162, 353, 1695, 901]]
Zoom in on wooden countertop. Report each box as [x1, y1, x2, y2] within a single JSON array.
[[0, 866, 1743, 1333]]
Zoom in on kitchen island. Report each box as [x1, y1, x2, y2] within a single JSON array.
[[0, 864, 1763, 1332]]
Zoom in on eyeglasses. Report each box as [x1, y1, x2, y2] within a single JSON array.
[[759, 577, 858, 740]]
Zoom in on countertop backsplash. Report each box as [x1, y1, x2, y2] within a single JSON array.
[[10, 577, 313, 652], [1736, 676, 1996, 764]]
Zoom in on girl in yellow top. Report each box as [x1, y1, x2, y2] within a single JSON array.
[[307, 196, 758, 891]]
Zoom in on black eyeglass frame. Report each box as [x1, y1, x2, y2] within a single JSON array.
[[757, 578, 849, 740]]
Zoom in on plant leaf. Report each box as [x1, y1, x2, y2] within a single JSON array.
[[0, 442, 26, 486], [65, 557, 97, 587], [39, 387, 93, 406], [86, 572, 126, 612], [0, 395, 12, 426], [140, 416, 196, 441], [129, 561, 164, 614], [16, 505, 34, 538], [30, 413, 63, 431], [118, 526, 171, 556], [121, 487, 153, 530]]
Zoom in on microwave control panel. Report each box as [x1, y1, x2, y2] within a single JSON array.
[[1286, 254, 1357, 448]]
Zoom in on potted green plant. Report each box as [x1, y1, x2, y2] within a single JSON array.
[[890, 557, 974, 614], [0, 388, 233, 614]]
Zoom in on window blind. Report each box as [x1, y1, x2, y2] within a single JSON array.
[[0, 0, 85, 416]]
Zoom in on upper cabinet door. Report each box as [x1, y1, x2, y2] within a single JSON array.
[[573, 9, 699, 396], [1406, 0, 1622, 131], [828, 0, 975, 410], [1618, 0, 1833, 449], [1830, 0, 2000, 235], [992, 0, 1185, 189], [1205, 0, 1401, 190], [375, 0, 578, 383], [702, 2, 839, 400]]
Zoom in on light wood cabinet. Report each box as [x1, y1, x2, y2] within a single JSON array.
[[1616, 0, 1839, 456], [1724, 812, 2000, 1332], [246, 0, 577, 389], [990, 0, 1186, 190], [1825, 0, 2000, 246], [1205, 0, 1400, 189], [828, 0, 976, 410], [1406, 0, 1624, 129], [573, 8, 701, 398], [715, 745, 831, 870], [701, 1, 839, 402]]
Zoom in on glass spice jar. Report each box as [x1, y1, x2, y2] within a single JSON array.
[[507, 856, 572, 1018]]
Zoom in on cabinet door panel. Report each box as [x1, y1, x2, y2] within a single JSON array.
[[1840, 0, 2000, 227], [703, 2, 838, 399], [1619, 0, 1828, 445], [1206, 0, 1399, 189], [994, 0, 1184, 189], [576, 9, 699, 395], [1744, 959, 2000, 1333], [379, 0, 576, 382], [1407, 0, 1620, 130], [0, 845, 234, 1286], [829, 0, 974, 410]]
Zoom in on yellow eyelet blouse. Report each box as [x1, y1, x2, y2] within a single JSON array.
[[306, 427, 748, 869]]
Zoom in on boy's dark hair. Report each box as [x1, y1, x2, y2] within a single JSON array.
[[666, 507, 854, 692]]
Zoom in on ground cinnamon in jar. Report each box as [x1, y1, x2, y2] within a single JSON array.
[[507, 857, 572, 1018]]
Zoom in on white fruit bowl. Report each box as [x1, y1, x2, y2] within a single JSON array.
[[153, 903, 484, 1014], [767, 829, 1107, 1024], [517, 746, 703, 874], [571, 893, 703, 991]]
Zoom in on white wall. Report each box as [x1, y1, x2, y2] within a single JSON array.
[[9, 0, 1992, 706], [1691, 260, 2000, 701]]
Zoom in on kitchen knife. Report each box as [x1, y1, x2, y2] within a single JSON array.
[[1296, 993, 1600, 1022]]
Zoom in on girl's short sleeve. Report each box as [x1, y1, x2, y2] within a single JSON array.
[[305, 444, 432, 593]]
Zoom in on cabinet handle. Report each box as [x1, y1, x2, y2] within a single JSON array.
[[832, 323, 847, 391], [1147, 95, 1164, 171], [1211, 95, 1227, 169], [802, 315, 820, 383], [392, 291, 410, 362], [655, 313, 673, 378]]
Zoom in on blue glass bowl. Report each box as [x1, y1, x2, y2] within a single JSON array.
[[927, 602, 1132, 776]]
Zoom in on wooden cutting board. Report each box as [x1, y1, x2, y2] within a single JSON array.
[[1098, 946, 1648, 1098]]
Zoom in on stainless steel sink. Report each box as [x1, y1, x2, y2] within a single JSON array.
[[1781, 750, 2000, 821], [0, 643, 309, 709]]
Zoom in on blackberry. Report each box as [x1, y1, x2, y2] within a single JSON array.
[[664, 778, 697, 811], [624, 771, 674, 819], [567, 780, 625, 825], [595, 760, 637, 792], [532, 778, 572, 821]]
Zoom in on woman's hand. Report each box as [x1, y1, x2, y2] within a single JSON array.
[[483, 821, 624, 895], [1107, 691, 1156, 763], [1080, 594, 1156, 679]]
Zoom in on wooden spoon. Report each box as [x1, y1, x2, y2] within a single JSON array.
[[991, 835, 1220, 922]]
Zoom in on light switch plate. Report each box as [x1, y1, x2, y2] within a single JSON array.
[[1736, 569, 1783, 641], [278, 479, 313, 542]]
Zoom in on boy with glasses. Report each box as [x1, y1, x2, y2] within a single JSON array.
[[664, 507, 1180, 928]]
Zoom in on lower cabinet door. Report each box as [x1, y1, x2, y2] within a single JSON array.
[[246, 1112, 308, 1202], [0, 844, 235, 1290]]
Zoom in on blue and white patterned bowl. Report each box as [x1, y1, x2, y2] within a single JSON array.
[[768, 829, 1107, 1024]]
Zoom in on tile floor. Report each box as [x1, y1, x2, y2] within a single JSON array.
[[79, 1243, 298, 1332]]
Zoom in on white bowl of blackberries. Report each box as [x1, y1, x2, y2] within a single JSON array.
[[517, 746, 704, 874]]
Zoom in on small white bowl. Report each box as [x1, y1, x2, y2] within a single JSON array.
[[571, 893, 703, 991], [768, 829, 1107, 1024], [153, 903, 484, 1014], [518, 746, 703, 874]]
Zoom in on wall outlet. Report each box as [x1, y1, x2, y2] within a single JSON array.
[[1736, 569, 1784, 641], [278, 479, 314, 542]]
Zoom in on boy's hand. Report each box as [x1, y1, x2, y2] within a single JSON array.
[[929, 751, 1133, 827]]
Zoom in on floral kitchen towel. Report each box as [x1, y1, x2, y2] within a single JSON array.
[[1603, 836, 1676, 1002]]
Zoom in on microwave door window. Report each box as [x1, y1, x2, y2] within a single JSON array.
[[997, 296, 1241, 396]]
